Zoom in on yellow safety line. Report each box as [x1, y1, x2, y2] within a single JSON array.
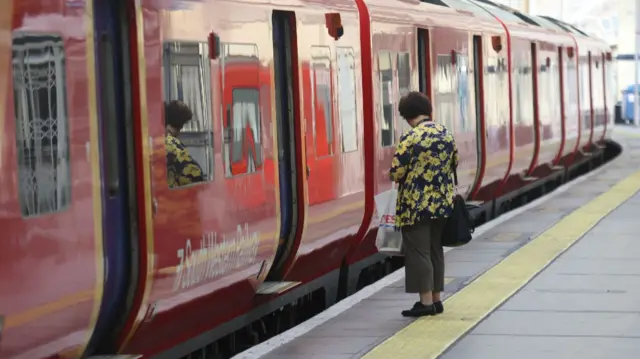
[[363, 169, 640, 359]]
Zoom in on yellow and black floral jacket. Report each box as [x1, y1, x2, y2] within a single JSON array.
[[165, 134, 204, 188], [389, 121, 458, 228]]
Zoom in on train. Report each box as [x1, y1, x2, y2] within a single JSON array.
[[0, 0, 615, 358]]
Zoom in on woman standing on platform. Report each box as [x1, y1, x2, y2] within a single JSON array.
[[389, 92, 459, 317]]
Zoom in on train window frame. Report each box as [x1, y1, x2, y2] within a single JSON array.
[[227, 87, 263, 176], [378, 51, 395, 148], [162, 40, 214, 189], [12, 32, 72, 217], [310, 46, 335, 158], [336, 46, 359, 153]]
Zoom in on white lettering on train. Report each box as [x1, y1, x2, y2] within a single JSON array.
[[173, 223, 260, 291]]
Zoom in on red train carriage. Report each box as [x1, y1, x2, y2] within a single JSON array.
[[0, 2, 104, 358], [0, 0, 615, 358]]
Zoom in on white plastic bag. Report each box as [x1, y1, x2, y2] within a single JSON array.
[[374, 183, 403, 256]]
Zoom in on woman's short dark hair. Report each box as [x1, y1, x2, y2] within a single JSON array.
[[398, 91, 432, 121], [165, 100, 193, 130]]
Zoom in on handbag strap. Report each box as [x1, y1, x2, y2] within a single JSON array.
[[450, 152, 459, 186]]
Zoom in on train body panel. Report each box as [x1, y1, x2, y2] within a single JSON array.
[[0, 1, 105, 358], [0, 0, 615, 358]]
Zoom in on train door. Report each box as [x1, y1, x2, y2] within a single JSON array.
[[86, 0, 138, 354], [264, 10, 304, 282]]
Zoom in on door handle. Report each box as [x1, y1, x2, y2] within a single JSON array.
[[306, 165, 310, 177]]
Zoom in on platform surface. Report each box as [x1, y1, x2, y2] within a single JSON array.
[[234, 126, 640, 359]]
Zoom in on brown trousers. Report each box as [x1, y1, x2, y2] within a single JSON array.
[[402, 218, 446, 293]]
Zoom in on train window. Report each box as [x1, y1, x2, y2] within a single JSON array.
[[336, 47, 358, 153], [397, 52, 412, 96], [579, 57, 590, 130], [12, 34, 71, 217], [163, 41, 213, 187], [537, 57, 551, 128], [378, 51, 395, 147], [455, 53, 471, 131], [397, 52, 413, 135], [514, 65, 534, 125], [311, 46, 334, 157], [565, 55, 578, 115], [484, 56, 507, 139], [434, 54, 456, 131], [221, 43, 262, 177], [230, 88, 262, 173]]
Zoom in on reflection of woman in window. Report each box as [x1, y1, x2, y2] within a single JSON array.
[[165, 100, 204, 187]]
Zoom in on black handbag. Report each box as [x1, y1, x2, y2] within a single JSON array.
[[441, 160, 475, 247]]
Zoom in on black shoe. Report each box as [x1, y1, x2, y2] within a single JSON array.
[[434, 301, 444, 314], [401, 302, 437, 317]]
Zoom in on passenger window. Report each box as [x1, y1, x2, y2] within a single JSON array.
[[311, 46, 334, 157], [484, 56, 508, 138], [378, 51, 395, 147], [12, 34, 71, 217], [537, 59, 551, 126], [336, 47, 358, 153], [578, 58, 590, 129], [397, 52, 412, 96], [514, 65, 533, 125], [221, 43, 261, 177], [230, 88, 262, 173], [565, 56, 578, 112], [397, 52, 413, 135], [455, 53, 470, 131], [163, 41, 214, 187], [434, 54, 456, 131]]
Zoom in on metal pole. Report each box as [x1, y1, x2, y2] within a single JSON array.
[[635, 0, 640, 126]]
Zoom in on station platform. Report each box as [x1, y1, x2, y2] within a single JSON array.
[[234, 127, 640, 359]]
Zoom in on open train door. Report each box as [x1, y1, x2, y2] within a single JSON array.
[[257, 10, 305, 293]]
